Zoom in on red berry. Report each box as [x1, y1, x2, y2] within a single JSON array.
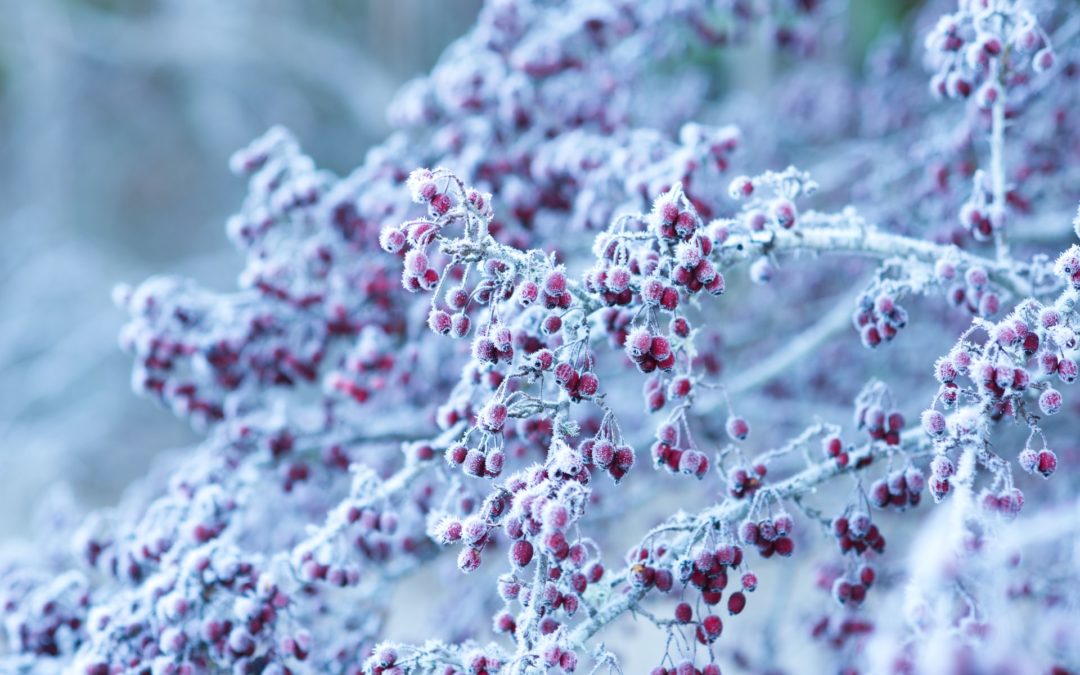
[[727, 591, 746, 615]]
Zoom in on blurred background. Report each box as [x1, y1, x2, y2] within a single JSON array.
[[0, 0, 914, 540], [0, 0, 483, 538]]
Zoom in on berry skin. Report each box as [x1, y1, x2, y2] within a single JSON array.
[[832, 578, 852, 605], [542, 314, 563, 335], [656, 423, 678, 445], [858, 564, 876, 587], [428, 309, 452, 335], [668, 376, 692, 398], [832, 516, 849, 537], [577, 372, 600, 398], [774, 536, 794, 557], [822, 435, 843, 458], [741, 571, 757, 591], [930, 477, 951, 502], [678, 450, 709, 478], [593, 440, 616, 469], [702, 614, 723, 638], [675, 602, 693, 624], [1036, 449, 1058, 478], [670, 317, 691, 337], [510, 540, 534, 567], [727, 591, 746, 615], [757, 519, 776, 542], [463, 449, 486, 477]]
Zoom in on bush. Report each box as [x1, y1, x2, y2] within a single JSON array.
[[4, 1, 1080, 673]]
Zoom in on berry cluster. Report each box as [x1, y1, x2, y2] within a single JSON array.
[[625, 326, 677, 374], [939, 262, 1002, 318], [579, 423, 637, 484], [869, 466, 925, 511], [650, 421, 711, 479], [829, 510, 885, 607], [926, 1, 1054, 102], [852, 292, 909, 348], [1018, 444, 1058, 478], [854, 382, 905, 446], [739, 512, 796, 559], [725, 463, 764, 500], [820, 434, 858, 469], [979, 486, 1025, 519], [727, 167, 818, 232], [652, 191, 703, 244], [553, 357, 602, 403], [670, 236, 726, 296]]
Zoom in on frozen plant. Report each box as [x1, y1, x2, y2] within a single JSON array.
[[3, 0, 1080, 673]]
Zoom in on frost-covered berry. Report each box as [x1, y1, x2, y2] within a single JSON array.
[[678, 450, 708, 478], [626, 327, 653, 359], [739, 520, 760, 545], [510, 540, 534, 568], [727, 591, 746, 615], [544, 270, 568, 296], [1018, 447, 1039, 474], [921, 409, 946, 437], [577, 372, 600, 398], [1039, 388, 1062, 415], [729, 175, 754, 199], [480, 403, 508, 432], [930, 454, 955, 478], [457, 548, 482, 573], [1036, 449, 1058, 477], [379, 227, 407, 253], [726, 416, 750, 441], [1058, 358, 1078, 384], [446, 444, 468, 466], [1033, 48, 1055, 73], [701, 614, 723, 640], [428, 309, 452, 335], [518, 281, 539, 306], [669, 376, 693, 399], [770, 199, 797, 229]]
